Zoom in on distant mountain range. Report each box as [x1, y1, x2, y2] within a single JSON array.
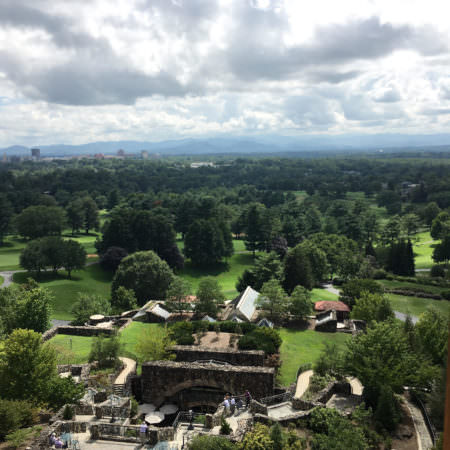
[[2, 133, 450, 157]]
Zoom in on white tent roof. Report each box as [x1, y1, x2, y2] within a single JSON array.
[[235, 286, 259, 321], [149, 304, 171, 320]]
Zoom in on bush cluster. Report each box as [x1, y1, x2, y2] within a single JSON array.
[[237, 327, 281, 355], [0, 399, 38, 440]]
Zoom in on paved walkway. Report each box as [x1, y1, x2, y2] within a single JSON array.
[[295, 369, 313, 398], [0, 271, 14, 287], [115, 357, 136, 385], [404, 397, 433, 450], [347, 377, 363, 395]]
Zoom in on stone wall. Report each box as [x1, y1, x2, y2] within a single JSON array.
[[249, 399, 268, 415], [292, 380, 352, 410], [172, 345, 265, 366], [42, 325, 114, 341], [90, 424, 174, 446], [141, 361, 275, 406]]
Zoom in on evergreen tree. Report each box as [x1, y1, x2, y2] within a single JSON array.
[[283, 244, 314, 293]]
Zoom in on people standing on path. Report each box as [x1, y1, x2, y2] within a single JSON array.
[[139, 421, 148, 445], [245, 390, 251, 408], [230, 396, 236, 415], [223, 397, 230, 416]]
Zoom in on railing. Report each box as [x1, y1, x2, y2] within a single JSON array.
[[172, 411, 207, 430], [259, 391, 293, 406], [410, 390, 437, 444]]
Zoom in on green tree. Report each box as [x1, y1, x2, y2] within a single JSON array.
[[62, 239, 87, 278], [89, 334, 121, 368], [270, 423, 283, 450], [414, 308, 448, 365], [166, 276, 192, 313], [66, 198, 84, 235], [196, 277, 225, 318], [14, 205, 66, 239], [19, 239, 47, 277], [344, 321, 417, 406], [236, 252, 283, 292], [431, 211, 450, 240], [111, 251, 174, 306], [99, 246, 128, 272], [339, 279, 383, 309], [243, 203, 267, 256], [298, 240, 328, 283], [421, 202, 441, 228], [288, 285, 312, 321], [184, 218, 233, 266], [283, 244, 314, 293], [401, 213, 420, 239], [433, 235, 450, 264], [111, 286, 137, 313], [374, 385, 400, 431], [71, 293, 111, 325], [136, 325, 175, 362], [351, 292, 394, 324], [380, 215, 402, 245], [40, 236, 65, 273], [0, 194, 13, 245], [82, 196, 99, 234], [0, 329, 57, 402], [13, 286, 52, 333], [258, 279, 288, 321]]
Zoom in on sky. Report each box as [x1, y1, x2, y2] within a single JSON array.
[[0, 0, 449, 147]]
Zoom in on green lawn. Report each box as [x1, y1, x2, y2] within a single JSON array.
[[278, 329, 350, 386], [47, 322, 161, 364], [179, 252, 257, 299], [311, 288, 339, 302], [120, 322, 162, 361], [48, 334, 94, 364], [13, 264, 113, 320], [0, 275, 3, 285], [413, 231, 436, 269], [386, 293, 450, 318]]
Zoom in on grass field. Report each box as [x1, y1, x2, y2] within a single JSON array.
[[0, 275, 3, 285], [179, 251, 257, 299], [311, 288, 339, 302], [413, 231, 436, 269], [386, 293, 450, 317], [377, 278, 444, 295], [48, 334, 94, 364], [0, 232, 100, 271], [278, 329, 350, 386], [48, 322, 162, 364], [13, 264, 113, 320]]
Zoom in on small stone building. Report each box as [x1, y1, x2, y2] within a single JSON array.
[[314, 301, 350, 322]]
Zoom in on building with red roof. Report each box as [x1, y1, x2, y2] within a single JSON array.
[[314, 301, 350, 322]]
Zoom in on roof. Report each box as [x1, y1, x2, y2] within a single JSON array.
[[149, 304, 171, 320], [257, 318, 274, 328], [314, 301, 350, 312], [233, 286, 260, 321], [201, 315, 216, 323]]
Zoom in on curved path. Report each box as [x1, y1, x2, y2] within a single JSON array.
[[114, 357, 136, 385], [294, 369, 314, 398], [321, 283, 419, 324]]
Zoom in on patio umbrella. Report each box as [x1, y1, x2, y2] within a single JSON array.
[[159, 404, 178, 415], [139, 403, 156, 414], [145, 411, 165, 424]]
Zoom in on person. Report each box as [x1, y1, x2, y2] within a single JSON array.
[[230, 397, 236, 415], [49, 432, 56, 446], [236, 397, 243, 410], [139, 421, 148, 445], [54, 437, 64, 449], [245, 390, 251, 408], [223, 397, 230, 416]]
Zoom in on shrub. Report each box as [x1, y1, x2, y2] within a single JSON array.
[[169, 322, 195, 345], [0, 399, 37, 440], [441, 290, 450, 300], [63, 405, 74, 420], [188, 435, 237, 450], [237, 327, 281, 354], [309, 407, 341, 433], [130, 398, 138, 418], [5, 428, 31, 449], [431, 265, 446, 278], [220, 417, 231, 435], [373, 269, 387, 280]]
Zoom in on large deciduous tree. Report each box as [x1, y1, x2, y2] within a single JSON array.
[[288, 285, 312, 321], [111, 251, 174, 306], [257, 279, 287, 321], [350, 292, 394, 324], [14, 205, 66, 239], [184, 218, 233, 266], [0, 194, 13, 245], [283, 244, 314, 293], [195, 277, 225, 318], [71, 293, 111, 325]]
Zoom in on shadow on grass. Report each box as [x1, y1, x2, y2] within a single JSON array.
[[13, 271, 74, 284], [180, 261, 231, 279], [87, 264, 114, 283]]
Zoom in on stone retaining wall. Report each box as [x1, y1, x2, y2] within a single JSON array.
[[42, 325, 115, 341], [172, 345, 265, 366], [292, 380, 352, 410], [249, 399, 268, 415]]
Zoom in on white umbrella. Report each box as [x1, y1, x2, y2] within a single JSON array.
[[145, 411, 165, 424], [159, 404, 178, 415], [139, 403, 156, 414]]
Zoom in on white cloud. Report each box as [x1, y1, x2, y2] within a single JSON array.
[[0, 0, 449, 146]]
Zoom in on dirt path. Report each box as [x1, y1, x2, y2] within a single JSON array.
[[114, 357, 136, 385], [295, 369, 314, 398]]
